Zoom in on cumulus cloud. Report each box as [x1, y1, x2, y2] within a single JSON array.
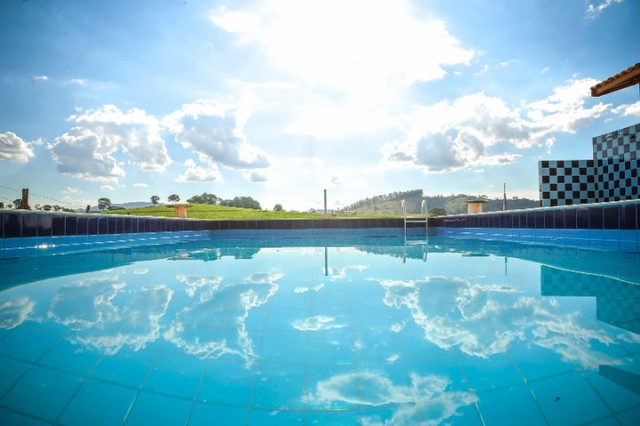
[[291, 315, 345, 331], [382, 79, 609, 172], [132, 182, 148, 188], [612, 100, 640, 117], [176, 159, 222, 182], [0, 297, 35, 329], [586, 0, 623, 17], [307, 371, 476, 425], [49, 277, 173, 355], [33, 75, 49, 82], [0, 131, 35, 163], [48, 105, 172, 181], [164, 100, 269, 170]]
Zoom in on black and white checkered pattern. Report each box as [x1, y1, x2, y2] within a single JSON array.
[[539, 122, 640, 207], [539, 160, 597, 207]]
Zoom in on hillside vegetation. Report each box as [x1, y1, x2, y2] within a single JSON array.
[[341, 189, 539, 215]]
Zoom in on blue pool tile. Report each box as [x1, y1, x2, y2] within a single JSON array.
[[304, 409, 366, 425], [258, 330, 308, 363], [0, 365, 82, 422], [307, 328, 356, 365], [247, 408, 305, 425], [197, 359, 254, 406], [476, 383, 546, 425], [251, 363, 307, 410], [0, 327, 60, 363], [125, 391, 193, 426], [39, 339, 102, 376], [617, 405, 640, 426], [0, 355, 31, 397], [0, 407, 51, 425], [143, 353, 206, 400], [189, 402, 247, 425], [58, 378, 137, 425], [460, 353, 523, 392], [90, 350, 156, 389], [352, 327, 404, 364], [584, 367, 640, 413], [529, 372, 612, 425]]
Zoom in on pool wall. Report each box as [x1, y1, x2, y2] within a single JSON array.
[[431, 199, 640, 252], [1, 199, 639, 258]]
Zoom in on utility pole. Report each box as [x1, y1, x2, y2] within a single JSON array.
[[503, 183, 507, 211]]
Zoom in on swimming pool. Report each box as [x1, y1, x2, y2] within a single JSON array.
[[1, 236, 639, 425]]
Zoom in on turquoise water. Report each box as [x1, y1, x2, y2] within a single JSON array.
[[0, 237, 639, 425]]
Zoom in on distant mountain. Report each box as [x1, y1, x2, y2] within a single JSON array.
[[93, 201, 156, 211], [340, 189, 539, 215]]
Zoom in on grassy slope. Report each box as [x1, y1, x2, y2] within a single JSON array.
[[104, 204, 402, 219]]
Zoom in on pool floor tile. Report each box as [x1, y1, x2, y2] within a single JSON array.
[[584, 368, 640, 414], [143, 353, 206, 400], [0, 355, 31, 397], [460, 353, 524, 392], [0, 365, 82, 422], [196, 359, 254, 406], [476, 383, 546, 425], [258, 330, 308, 363], [251, 363, 307, 410], [616, 405, 640, 426], [189, 402, 248, 425], [247, 408, 306, 425], [90, 350, 156, 389], [58, 378, 137, 425], [39, 339, 102, 377], [0, 407, 51, 425], [0, 327, 61, 363], [529, 372, 612, 425], [125, 391, 193, 426]]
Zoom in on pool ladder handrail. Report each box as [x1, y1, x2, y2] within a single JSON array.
[[402, 199, 428, 241]]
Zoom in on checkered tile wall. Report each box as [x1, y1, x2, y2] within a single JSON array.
[[539, 160, 597, 207], [539, 122, 640, 206]]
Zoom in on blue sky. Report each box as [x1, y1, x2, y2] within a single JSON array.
[[1, 0, 639, 211]]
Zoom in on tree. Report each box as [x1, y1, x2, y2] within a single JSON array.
[[220, 196, 261, 210], [428, 207, 447, 217], [150, 195, 160, 206], [0, 202, 4, 209], [168, 194, 180, 204], [273, 204, 283, 211], [97, 198, 112, 211], [187, 192, 220, 205], [14, 198, 22, 209]]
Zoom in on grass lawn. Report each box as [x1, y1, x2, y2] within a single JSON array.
[[103, 204, 404, 220]]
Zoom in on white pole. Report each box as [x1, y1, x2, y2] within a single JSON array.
[[324, 189, 327, 218]]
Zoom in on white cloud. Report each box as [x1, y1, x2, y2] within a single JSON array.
[[176, 159, 222, 182], [612, 100, 640, 117], [33, 75, 48, 82], [586, 0, 624, 17], [0, 131, 35, 163], [307, 371, 476, 425], [48, 105, 172, 181], [132, 182, 148, 188], [100, 185, 115, 191], [62, 186, 81, 194], [0, 297, 35, 329], [382, 78, 609, 172], [291, 315, 345, 331], [164, 99, 270, 170]]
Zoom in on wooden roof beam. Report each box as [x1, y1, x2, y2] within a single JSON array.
[[590, 62, 640, 97]]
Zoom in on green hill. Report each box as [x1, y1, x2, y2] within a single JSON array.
[[341, 190, 539, 216]]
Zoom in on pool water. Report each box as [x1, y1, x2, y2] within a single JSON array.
[[1, 237, 639, 425]]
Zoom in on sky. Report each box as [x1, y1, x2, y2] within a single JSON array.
[[1, 0, 639, 212]]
